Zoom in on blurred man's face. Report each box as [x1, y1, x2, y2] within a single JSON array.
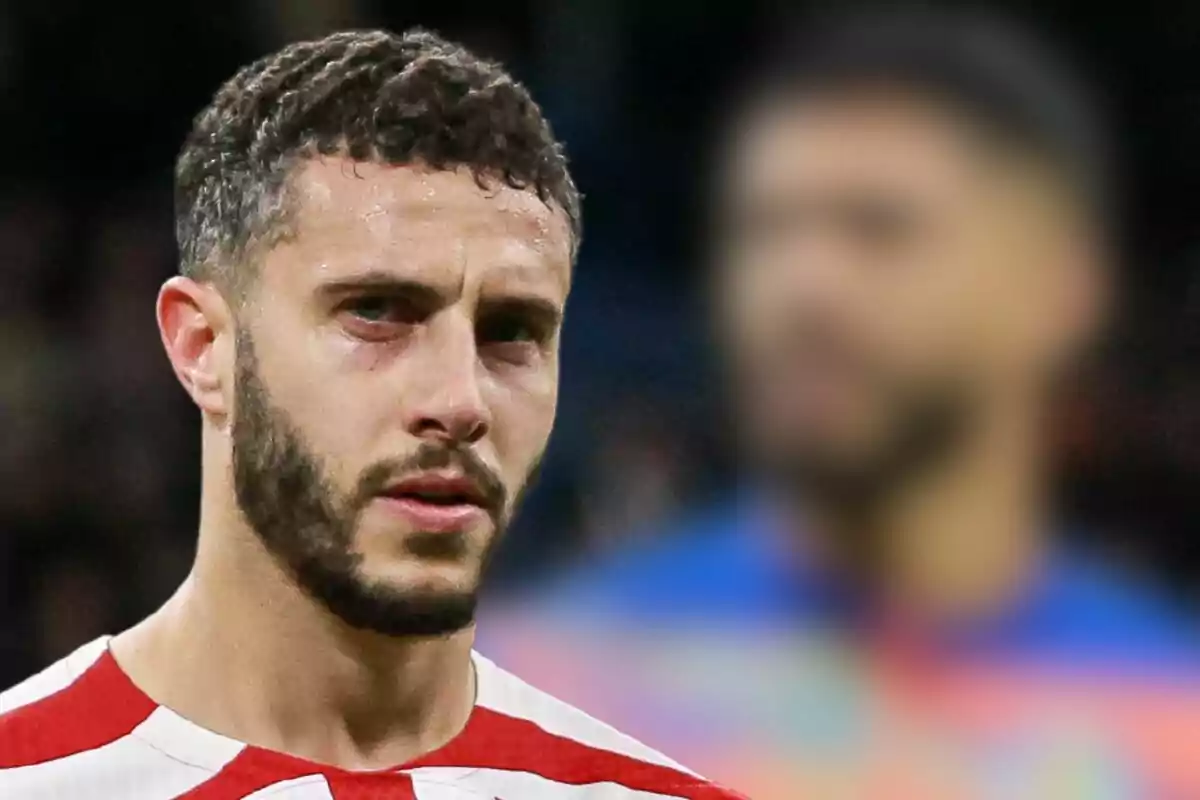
[[720, 93, 1100, 503], [232, 160, 571, 636]]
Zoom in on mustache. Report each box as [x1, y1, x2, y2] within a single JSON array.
[[758, 316, 879, 379], [355, 443, 508, 515]]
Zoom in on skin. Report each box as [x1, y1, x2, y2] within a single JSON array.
[[718, 91, 1107, 622], [111, 160, 573, 768]]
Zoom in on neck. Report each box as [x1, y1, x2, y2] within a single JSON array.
[[112, 452, 476, 770], [796, 395, 1048, 629]]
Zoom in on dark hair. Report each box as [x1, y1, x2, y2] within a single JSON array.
[[175, 28, 580, 292], [743, 7, 1113, 229]]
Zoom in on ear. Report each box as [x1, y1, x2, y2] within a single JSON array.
[[1057, 234, 1113, 360], [156, 276, 237, 418]]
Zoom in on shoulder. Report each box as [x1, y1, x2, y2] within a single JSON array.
[[0, 637, 183, 794], [527, 503, 763, 617], [0, 635, 111, 720], [447, 651, 747, 799], [1022, 549, 1200, 669]]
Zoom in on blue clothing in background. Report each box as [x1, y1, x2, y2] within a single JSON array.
[[536, 497, 1200, 670]]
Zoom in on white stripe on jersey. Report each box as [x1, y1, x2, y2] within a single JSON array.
[[0, 708, 242, 798], [132, 706, 246, 771], [409, 766, 692, 799], [407, 770, 493, 798], [472, 652, 698, 777], [0, 635, 109, 714], [242, 775, 335, 798], [0, 640, 719, 799]]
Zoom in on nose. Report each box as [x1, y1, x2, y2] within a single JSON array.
[[404, 313, 491, 446], [735, 227, 864, 332]]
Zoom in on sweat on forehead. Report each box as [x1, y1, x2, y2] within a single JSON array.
[[173, 28, 581, 296], [286, 159, 571, 246], [207, 158, 573, 306], [235, 157, 576, 307]]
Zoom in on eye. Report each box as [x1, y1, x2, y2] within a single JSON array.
[[844, 198, 921, 253], [480, 315, 539, 344], [336, 294, 427, 340], [477, 311, 553, 364], [731, 197, 806, 249], [344, 296, 391, 322]]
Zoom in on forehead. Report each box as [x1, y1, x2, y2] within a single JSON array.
[[728, 93, 995, 200], [273, 158, 572, 289]]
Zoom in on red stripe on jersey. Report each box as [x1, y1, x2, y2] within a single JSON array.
[[0, 651, 157, 768], [326, 771, 417, 798], [174, 749, 316, 798], [179, 707, 742, 799], [177, 750, 420, 798], [409, 707, 745, 799]]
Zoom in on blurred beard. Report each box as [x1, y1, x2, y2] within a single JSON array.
[[230, 331, 511, 638], [752, 374, 976, 520]]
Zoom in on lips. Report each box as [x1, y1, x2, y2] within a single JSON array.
[[376, 473, 491, 533]]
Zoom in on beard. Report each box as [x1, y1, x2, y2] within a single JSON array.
[[230, 331, 512, 638], [735, 307, 982, 518], [757, 375, 975, 516]]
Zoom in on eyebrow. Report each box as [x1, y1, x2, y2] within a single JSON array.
[[314, 274, 449, 320], [316, 271, 440, 298], [316, 270, 563, 326], [478, 295, 564, 330]]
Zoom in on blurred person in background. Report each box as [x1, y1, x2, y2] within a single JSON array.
[[0, 28, 742, 800], [484, 7, 1200, 797]]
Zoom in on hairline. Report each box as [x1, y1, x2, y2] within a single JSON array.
[[189, 154, 579, 304], [727, 80, 1105, 235]]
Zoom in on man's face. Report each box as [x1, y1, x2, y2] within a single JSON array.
[[719, 93, 1099, 503], [231, 160, 571, 636]]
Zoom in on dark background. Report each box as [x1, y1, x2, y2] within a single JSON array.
[[1, 0, 1197, 681]]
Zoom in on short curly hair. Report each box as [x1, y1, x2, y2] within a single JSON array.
[[175, 28, 580, 294]]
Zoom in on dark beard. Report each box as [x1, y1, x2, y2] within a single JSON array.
[[230, 331, 508, 638], [758, 378, 975, 523]]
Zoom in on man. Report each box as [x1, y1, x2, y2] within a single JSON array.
[[485, 9, 1200, 796], [0, 29, 742, 800]]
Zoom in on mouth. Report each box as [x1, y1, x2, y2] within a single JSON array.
[[384, 473, 489, 506], [376, 473, 491, 533]]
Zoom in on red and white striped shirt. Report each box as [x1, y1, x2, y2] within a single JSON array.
[[0, 637, 745, 799]]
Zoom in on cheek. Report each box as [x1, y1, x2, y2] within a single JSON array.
[[258, 346, 381, 469], [720, 267, 795, 368], [872, 264, 979, 382], [485, 369, 558, 480], [965, 268, 1057, 378], [723, 302, 769, 371]]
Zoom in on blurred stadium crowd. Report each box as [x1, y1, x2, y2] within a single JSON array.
[[1, 0, 1199, 687]]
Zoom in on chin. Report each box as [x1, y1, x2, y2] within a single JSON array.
[[292, 552, 483, 637], [361, 557, 481, 597]]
